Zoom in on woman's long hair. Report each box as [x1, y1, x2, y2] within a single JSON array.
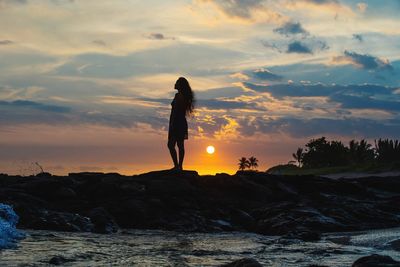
[[176, 77, 195, 116]]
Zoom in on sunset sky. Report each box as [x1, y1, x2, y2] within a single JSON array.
[[1, 0, 400, 175]]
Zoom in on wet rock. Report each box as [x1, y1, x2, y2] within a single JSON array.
[[49, 255, 73, 265], [352, 254, 400, 267], [111, 199, 148, 228], [21, 209, 94, 232], [283, 230, 321, 242], [326, 236, 351, 245], [388, 239, 400, 251], [221, 257, 263, 267], [230, 209, 256, 230], [88, 207, 118, 234], [211, 219, 233, 231]]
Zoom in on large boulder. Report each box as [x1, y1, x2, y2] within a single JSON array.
[[87, 207, 118, 234], [352, 254, 400, 267]]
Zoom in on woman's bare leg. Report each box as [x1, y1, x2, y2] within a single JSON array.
[[168, 138, 179, 169], [177, 140, 185, 170]]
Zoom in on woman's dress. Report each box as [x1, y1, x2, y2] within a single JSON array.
[[168, 93, 188, 141]]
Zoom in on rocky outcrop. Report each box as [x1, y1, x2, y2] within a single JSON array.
[[1, 170, 400, 236]]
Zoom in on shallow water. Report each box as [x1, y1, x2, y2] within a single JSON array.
[[1, 228, 400, 266]]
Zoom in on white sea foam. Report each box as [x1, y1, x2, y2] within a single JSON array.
[[0, 203, 25, 249]]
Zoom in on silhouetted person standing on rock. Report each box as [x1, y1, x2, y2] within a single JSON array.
[[168, 77, 195, 171]]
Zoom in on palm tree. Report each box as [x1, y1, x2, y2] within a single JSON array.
[[248, 156, 259, 170], [292, 148, 304, 167], [349, 139, 374, 164], [375, 139, 400, 162], [292, 147, 304, 167], [238, 157, 250, 171]]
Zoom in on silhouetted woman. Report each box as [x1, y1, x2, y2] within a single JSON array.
[[168, 77, 195, 170]]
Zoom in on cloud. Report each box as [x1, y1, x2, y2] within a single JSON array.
[[265, 61, 400, 87], [274, 21, 308, 36], [0, 40, 13, 45], [92, 40, 106, 46], [251, 117, 400, 138], [242, 82, 335, 97], [242, 82, 397, 98], [0, 100, 70, 113], [138, 96, 263, 111], [197, 99, 264, 111], [230, 72, 250, 80], [302, 0, 339, 4], [261, 41, 283, 53], [329, 93, 400, 112], [195, 86, 252, 99], [52, 43, 244, 78], [332, 51, 393, 71], [199, 0, 264, 18], [352, 34, 363, 42], [287, 41, 313, 54], [264, 40, 330, 56], [357, 2, 368, 13], [0, 100, 73, 127], [0, 99, 168, 130], [264, 40, 324, 55], [0, 0, 27, 6], [242, 81, 400, 113], [252, 68, 283, 81], [146, 33, 175, 40], [285, 0, 354, 17], [0, 0, 73, 7], [197, 0, 284, 23]]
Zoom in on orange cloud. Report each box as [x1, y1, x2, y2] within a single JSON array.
[[285, 0, 355, 16], [195, 0, 286, 24]]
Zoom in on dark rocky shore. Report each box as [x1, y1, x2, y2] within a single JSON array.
[[1, 170, 399, 239]]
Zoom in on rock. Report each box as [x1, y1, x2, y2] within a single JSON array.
[[49, 255, 73, 265], [145, 178, 197, 196], [221, 258, 263, 267], [119, 182, 145, 194], [110, 199, 148, 228], [88, 207, 118, 234], [20, 208, 94, 232], [211, 219, 233, 231], [2, 171, 400, 236], [283, 230, 321, 242], [388, 239, 400, 251], [54, 187, 77, 199], [230, 209, 256, 230], [352, 254, 400, 267], [36, 172, 52, 178], [326, 236, 351, 245]]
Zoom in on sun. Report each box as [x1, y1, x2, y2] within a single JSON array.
[[206, 145, 215, 154]]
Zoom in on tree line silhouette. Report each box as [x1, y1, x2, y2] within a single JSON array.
[[238, 156, 259, 171], [292, 137, 400, 169]]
